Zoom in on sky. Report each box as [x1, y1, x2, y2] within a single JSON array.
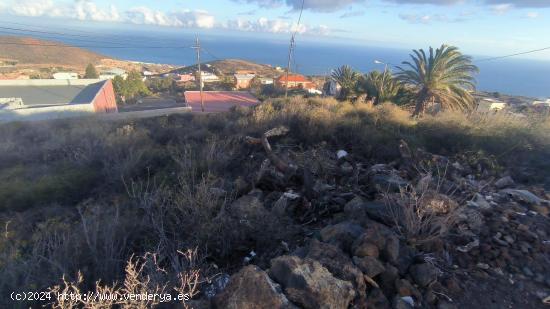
[[0, 0, 550, 60]]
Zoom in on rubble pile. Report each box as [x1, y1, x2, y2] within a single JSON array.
[[205, 128, 550, 308]]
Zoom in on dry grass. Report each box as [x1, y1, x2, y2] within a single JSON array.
[[0, 97, 548, 307]]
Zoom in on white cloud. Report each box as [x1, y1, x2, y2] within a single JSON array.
[[490, 4, 512, 15], [10, 0, 55, 17], [526, 11, 539, 19], [172, 10, 216, 28], [5, 0, 216, 29], [74, 0, 120, 22], [225, 17, 331, 35]]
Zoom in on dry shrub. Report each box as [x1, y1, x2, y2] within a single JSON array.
[[48, 249, 202, 309], [384, 184, 464, 246]]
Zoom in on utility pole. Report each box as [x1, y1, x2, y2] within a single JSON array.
[[284, 36, 295, 99], [192, 36, 205, 112]]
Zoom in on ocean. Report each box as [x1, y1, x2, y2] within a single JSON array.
[[11, 28, 550, 98]]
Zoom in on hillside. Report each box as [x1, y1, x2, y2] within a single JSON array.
[[0, 99, 549, 308], [171, 58, 283, 77], [0, 36, 106, 66]]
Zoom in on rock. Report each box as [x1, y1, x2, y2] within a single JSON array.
[[392, 296, 414, 309], [212, 266, 295, 309], [379, 265, 399, 295], [363, 201, 398, 225], [320, 222, 364, 252], [353, 256, 386, 278], [382, 234, 400, 264], [528, 204, 549, 216], [204, 274, 231, 299], [500, 189, 550, 205], [272, 195, 290, 217], [472, 193, 492, 210], [395, 279, 421, 300], [344, 196, 367, 217], [495, 176, 514, 189], [303, 239, 367, 306], [340, 162, 354, 175], [437, 301, 457, 309], [371, 173, 408, 193], [367, 288, 391, 309], [269, 255, 355, 309], [354, 242, 379, 258], [409, 263, 437, 288], [230, 195, 269, 220], [337, 150, 349, 159]]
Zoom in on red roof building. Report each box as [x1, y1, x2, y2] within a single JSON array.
[[276, 74, 310, 89], [184, 91, 260, 113]]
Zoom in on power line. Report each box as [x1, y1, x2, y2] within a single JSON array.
[[475, 46, 550, 63], [0, 21, 158, 43], [0, 40, 194, 49]]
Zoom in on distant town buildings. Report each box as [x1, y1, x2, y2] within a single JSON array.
[[533, 99, 550, 107], [100, 68, 128, 80], [234, 73, 256, 90], [276, 74, 310, 89], [175, 73, 196, 83], [53, 72, 79, 80], [0, 79, 117, 122], [259, 78, 274, 85], [197, 71, 220, 83], [478, 98, 507, 112]]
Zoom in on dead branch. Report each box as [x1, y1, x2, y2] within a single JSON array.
[[246, 126, 297, 175]]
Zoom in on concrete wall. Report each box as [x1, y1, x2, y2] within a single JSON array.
[[0, 104, 95, 122]]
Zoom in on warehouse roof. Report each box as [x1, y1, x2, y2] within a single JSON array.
[[0, 79, 107, 107]]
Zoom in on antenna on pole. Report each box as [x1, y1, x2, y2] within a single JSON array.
[[192, 36, 205, 112], [284, 0, 305, 99], [284, 37, 295, 99]]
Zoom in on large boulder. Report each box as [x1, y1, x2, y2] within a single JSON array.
[[320, 221, 364, 252], [303, 239, 367, 307], [409, 263, 438, 288], [353, 256, 386, 278], [212, 265, 295, 309], [269, 255, 356, 309], [367, 164, 408, 193]]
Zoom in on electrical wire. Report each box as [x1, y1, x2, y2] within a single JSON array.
[[0, 40, 194, 49], [475, 46, 550, 62]]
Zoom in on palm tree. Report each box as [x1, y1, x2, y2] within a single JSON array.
[[331, 65, 360, 100], [395, 45, 478, 116], [358, 68, 401, 105]]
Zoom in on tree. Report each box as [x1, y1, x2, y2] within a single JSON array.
[[331, 65, 360, 101], [112, 71, 151, 104], [358, 68, 401, 105], [84, 64, 99, 79], [395, 45, 478, 116]]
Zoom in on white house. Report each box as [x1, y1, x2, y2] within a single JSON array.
[[100, 68, 128, 80], [53, 72, 78, 80], [477, 98, 507, 112], [259, 78, 274, 85], [533, 99, 550, 107], [199, 71, 220, 82]]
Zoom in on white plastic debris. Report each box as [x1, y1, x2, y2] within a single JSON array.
[[283, 191, 301, 200], [243, 250, 257, 264], [337, 150, 349, 159], [401, 296, 415, 306]]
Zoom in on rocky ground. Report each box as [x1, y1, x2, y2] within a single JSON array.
[[189, 127, 550, 309]]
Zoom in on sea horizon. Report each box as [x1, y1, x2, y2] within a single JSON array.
[[5, 28, 550, 99]]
